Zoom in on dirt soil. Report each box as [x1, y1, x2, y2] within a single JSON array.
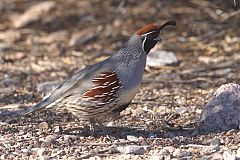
[[0, 0, 240, 159]]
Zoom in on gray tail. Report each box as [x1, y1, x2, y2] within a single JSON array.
[[18, 98, 51, 116], [0, 98, 52, 117]]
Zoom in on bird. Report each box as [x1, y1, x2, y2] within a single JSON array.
[[15, 21, 176, 132]]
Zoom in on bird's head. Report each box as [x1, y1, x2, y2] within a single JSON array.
[[136, 21, 176, 54]]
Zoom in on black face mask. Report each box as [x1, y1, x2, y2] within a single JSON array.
[[141, 31, 160, 54]]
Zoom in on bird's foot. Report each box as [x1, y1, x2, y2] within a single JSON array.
[[97, 121, 110, 136], [89, 119, 111, 136]]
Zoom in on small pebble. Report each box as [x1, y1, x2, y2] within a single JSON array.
[[173, 148, 181, 157], [1, 154, 7, 159], [211, 152, 223, 159], [18, 130, 25, 135], [149, 154, 164, 160], [42, 135, 56, 143], [236, 147, 240, 158], [203, 145, 220, 154], [148, 132, 157, 138], [115, 145, 151, 155], [21, 148, 29, 153], [127, 135, 139, 141], [37, 148, 46, 157], [38, 122, 49, 130], [54, 125, 63, 133], [210, 137, 221, 146], [89, 156, 102, 160], [223, 150, 236, 160], [162, 146, 175, 154], [63, 135, 78, 141]]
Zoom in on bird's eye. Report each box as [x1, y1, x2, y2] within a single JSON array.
[[141, 31, 160, 53]]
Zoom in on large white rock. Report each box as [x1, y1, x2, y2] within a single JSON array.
[[147, 50, 179, 68], [199, 83, 240, 132]]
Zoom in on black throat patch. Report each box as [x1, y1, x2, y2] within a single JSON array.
[[141, 35, 158, 54]]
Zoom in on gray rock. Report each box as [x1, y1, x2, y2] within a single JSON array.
[[114, 145, 151, 155], [126, 135, 139, 141], [0, 78, 21, 93], [199, 83, 240, 132], [147, 50, 179, 68], [0, 78, 21, 88], [210, 137, 221, 147]]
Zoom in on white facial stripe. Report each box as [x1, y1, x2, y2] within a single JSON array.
[[142, 37, 147, 51], [141, 30, 157, 37]]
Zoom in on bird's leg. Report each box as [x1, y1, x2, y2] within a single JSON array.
[[89, 118, 97, 134], [89, 119, 109, 135], [97, 121, 109, 135], [46, 111, 53, 127]]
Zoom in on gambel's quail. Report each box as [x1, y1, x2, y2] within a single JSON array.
[[17, 21, 176, 131]]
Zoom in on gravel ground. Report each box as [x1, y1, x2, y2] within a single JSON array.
[[0, 0, 240, 159]]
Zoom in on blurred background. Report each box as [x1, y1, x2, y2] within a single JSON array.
[[0, 0, 240, 159], [0, 0, 239, 132]]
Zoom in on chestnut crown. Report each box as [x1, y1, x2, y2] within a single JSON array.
[[136, 21, 176, 54]]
